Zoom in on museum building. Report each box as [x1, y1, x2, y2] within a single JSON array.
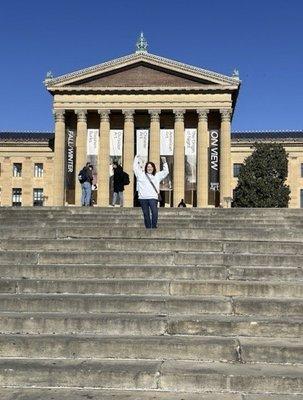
[[1, 34, 303, 208]]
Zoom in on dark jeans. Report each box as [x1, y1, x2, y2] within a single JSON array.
[[139, 199, 158, 229]]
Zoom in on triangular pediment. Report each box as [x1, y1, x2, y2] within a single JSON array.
[[45, 52, 240, 90], [67, 62, 218, 88]]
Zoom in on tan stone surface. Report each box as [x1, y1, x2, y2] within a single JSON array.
[[123, 110, 134, 207]]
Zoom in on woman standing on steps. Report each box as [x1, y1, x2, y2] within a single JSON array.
[[133, 155, 169, 229]]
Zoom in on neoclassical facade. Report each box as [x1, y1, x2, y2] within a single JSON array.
[[45, 36, 240, 207], [1, 36, 303, 208]]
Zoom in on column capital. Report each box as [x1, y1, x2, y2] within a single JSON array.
[[123, 109, 135, 122], [75, 109, 87, 122], [149, 109, 161, 122], [173, 109, 185, 122], [53, 109, 65, 123], [98, 109, 111, 122], [220, 109, 232, 122], [197, 109, 210, 122]]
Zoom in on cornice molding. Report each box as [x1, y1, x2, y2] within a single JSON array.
[[47, 85, 238, 94]]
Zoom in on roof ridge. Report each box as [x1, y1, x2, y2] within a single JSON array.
[[233, 129, 303, 133]]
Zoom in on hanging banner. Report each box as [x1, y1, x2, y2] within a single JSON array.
[[65, 128, 76, 204], [185, 129, 197, 156], [86, 130, 99, 196], [87, 129, 99, 156], [136, 129, 149, 157], [185, 129, 197, 187], [209, 129, 220, 191], [66, 129, 76, 189], [160, 129, 174, 155], [110, 129, 123, 156]]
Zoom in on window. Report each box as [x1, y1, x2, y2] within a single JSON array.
[[33, 188, 44, 206], [12, 188, 22, 206], [233, 163, 243, 178], [301, 164, 303, 178], [13, 163, 22, 177], [34, 163, 43, 177], [301, 189, 303, 208]]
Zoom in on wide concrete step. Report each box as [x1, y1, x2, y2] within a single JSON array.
[[0, 359, 302, 393], [0, 312, 168, 335], [0, 312, 302, 337], [2, 238, 303, 255], [229, 266, 303, 281], [0, 250, 225, 266], [2, 216, 297, 225], [0, 264, 228, 281], [0, 388, 245, 400], [0, 294, 302, 317], [2, 264, 302, 282], [1, 226, 303, 242], [2, 389, 303, 400], [1, 334, 302, 364], [1, 278, 302, 298], [1, 219, 300, 231], [0, 294, 233, 315], [0, 238, 223, 252], [0, 334, 238, 362], [168, 314, 303, 338], [239, 337, 303, 364], [2, 250, 303, 267]]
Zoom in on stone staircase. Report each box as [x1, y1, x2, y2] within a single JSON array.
[[0, 207, 302, 400]]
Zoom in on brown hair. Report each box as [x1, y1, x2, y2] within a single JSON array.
[[145, 162, 156, 175]]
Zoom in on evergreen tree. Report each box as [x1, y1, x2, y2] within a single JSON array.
[[232, 143, 290, 207]]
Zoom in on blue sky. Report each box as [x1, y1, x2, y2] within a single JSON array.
[[0, 0, 302, 132]]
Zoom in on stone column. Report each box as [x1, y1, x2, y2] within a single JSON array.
[[97, 109, 110, 206], [220, 109, 232, 207], [53, 110, 65, 206], [75, 109, 87, 206], [149, 109, 161, 170], [123, 110, 135, 207], [173, 109, 185, 207], [197, 109, 209, 208]]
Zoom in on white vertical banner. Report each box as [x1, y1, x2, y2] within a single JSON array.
[[87, 129, 99, 156], [110, 129, 123, 156], [160, 129, 174, 155], [136, 129, 149, 157], [185, 128, 197, 156], [185, 128, 197, 187]]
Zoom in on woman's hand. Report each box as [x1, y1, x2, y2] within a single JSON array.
[[161, 156, 167, 164]]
